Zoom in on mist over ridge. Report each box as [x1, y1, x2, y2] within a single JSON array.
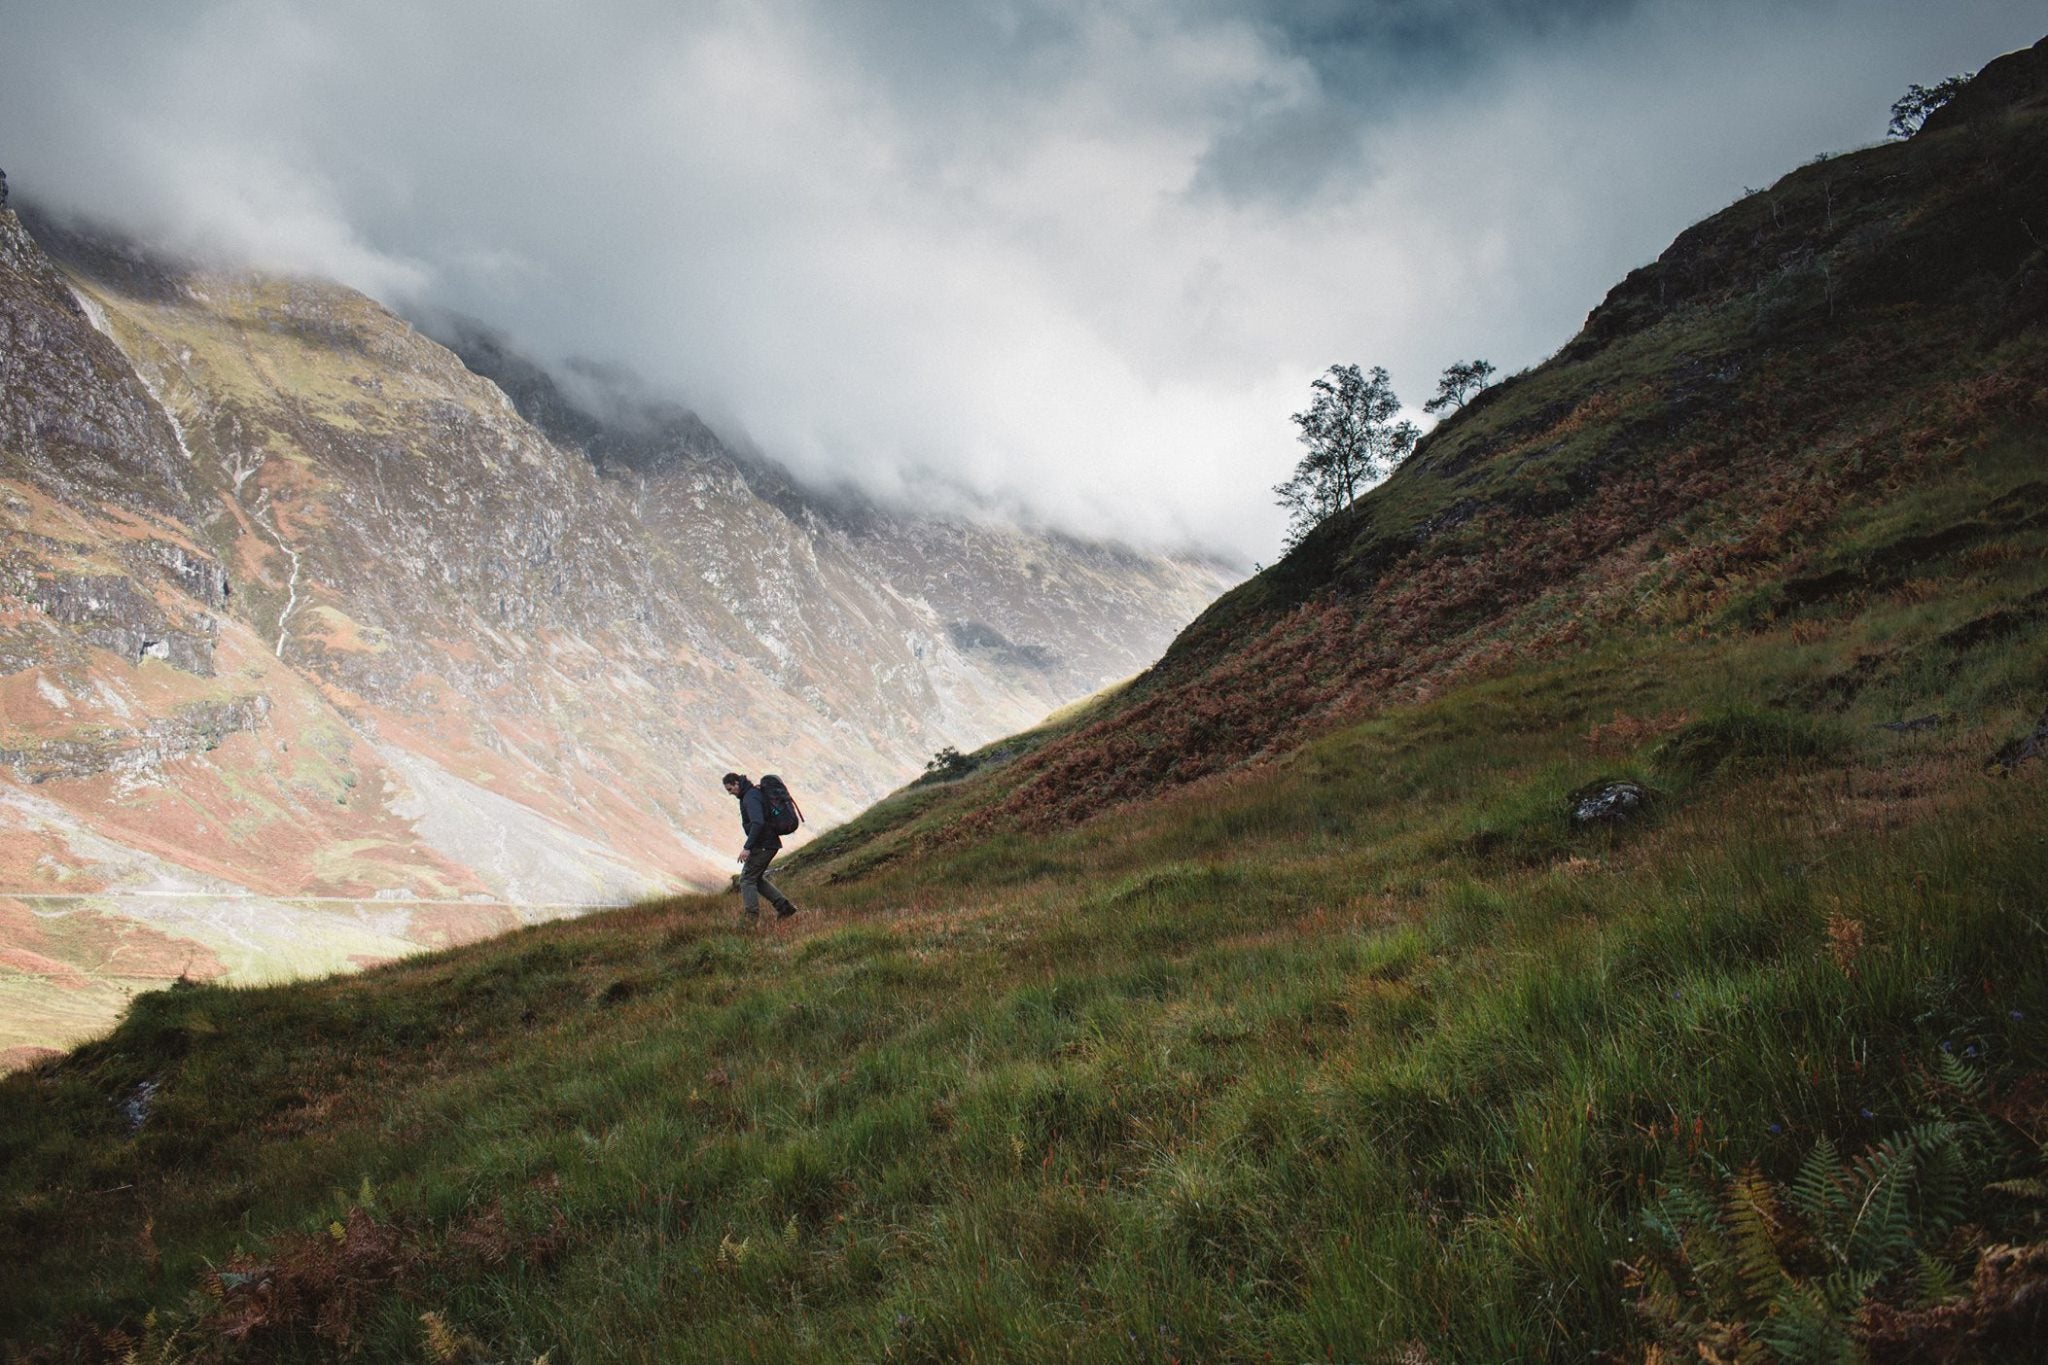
[[0, 0, 2041, 558]]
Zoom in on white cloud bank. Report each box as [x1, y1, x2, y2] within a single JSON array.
[[1, 0, 2039, 558]]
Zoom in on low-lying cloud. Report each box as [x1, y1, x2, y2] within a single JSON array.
[[1, 0, 2038, 558]]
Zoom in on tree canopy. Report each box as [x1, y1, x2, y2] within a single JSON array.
[[1888, 74, 1971, 139], [1423, 359, 1497, 415], [1274, 364, 1417, 548]]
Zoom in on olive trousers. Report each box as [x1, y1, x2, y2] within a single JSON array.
[[738, 845, 795, 918]]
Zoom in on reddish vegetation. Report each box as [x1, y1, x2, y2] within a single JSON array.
[[92, 501, 207, 553], [0, 831, 99, 891], [216, 494, 287, 592], [961, 328, 2048, 839], [1859, 1242, 2048, 1363], [1584, 709, 1692, 754], [32, 709, 484, 903], [0, 898, 79, 986], [185, 1203, 567, 1354], [0, 898, 226, 984], [0, 948, 88, 989], [401, 903, 521, 948], [0, 897, 45, 947], [72, 912, 227, 981], [0, 671, 80, 732]]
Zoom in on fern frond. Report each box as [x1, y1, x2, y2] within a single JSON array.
[[421, 1311, 463, 1365], [1847, 1167, 1915, 1276], [1792, 1135, 1849, 1260], [1760, 1281, 1855, 1365], [1725, 1169, 1790, 1308], [1934, 1050, 1986, 1107], [1816, 1266, 1880, 1316], [1985, 1177, 2048, 1200], [1657, 1182, 1718, 1238], [1632, 1258, 1688, 1333], [1913, 1248, 1964, 1307], [1648, 1183, 1747, 1302], [1914, 1135, 1970, 1235]]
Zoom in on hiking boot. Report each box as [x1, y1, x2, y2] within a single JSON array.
[[775, 902, 799, 920]]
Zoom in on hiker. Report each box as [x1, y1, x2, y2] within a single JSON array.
[[723, 772, 798, 922]]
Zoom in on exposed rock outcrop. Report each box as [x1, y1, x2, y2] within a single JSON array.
[[26, 573, 216, 675], [0, 694, 269, 782]]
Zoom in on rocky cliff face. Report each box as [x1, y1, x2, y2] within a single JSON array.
[[0, 210, 1234, 1062]]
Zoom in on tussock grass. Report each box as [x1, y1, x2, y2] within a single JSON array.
[[4, 592, 2045, 1360]]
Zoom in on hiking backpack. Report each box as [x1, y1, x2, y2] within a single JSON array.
[[758, 774, 803, 836]]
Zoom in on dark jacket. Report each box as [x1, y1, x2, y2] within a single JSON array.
[[735, 779, 780, 852]]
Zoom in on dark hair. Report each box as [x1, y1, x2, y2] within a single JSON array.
[[722, 772, 745, 786]]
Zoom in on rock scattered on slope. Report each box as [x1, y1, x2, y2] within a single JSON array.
[[1568, 780, 1653, 828], [1989, 708, 2048, 774]]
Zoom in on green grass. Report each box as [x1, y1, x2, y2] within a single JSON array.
[[4, 593, 2045, 1361], [7, 67, 2048, 1364]]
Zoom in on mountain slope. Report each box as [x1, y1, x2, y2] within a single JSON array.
[[3, 36, 2048, 1364], [0, 216, 1233, 1062], [783, 35, 2048, 865]]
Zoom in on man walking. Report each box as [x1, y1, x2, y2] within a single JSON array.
[[723, 772, 798, 922]]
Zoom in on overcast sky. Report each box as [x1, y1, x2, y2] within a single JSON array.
[[1, 1, 2038, 559]]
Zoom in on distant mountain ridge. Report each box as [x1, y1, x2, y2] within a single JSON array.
[[0, 211, 1234, 1062], [427, 310, 1239, 704]]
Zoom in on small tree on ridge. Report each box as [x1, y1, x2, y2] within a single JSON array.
[[1274, 363, 1417, 548], [1423, 358, 1496, 415], [1888, 74, 1971, 139]]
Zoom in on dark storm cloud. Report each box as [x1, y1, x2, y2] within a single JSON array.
[[0, 0, 2040, 557], [1193, 0, 1648, 203]]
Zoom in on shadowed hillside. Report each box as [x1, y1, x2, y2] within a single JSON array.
[[3, 36, 2047, 1365]]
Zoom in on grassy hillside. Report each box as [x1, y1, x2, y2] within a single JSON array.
[[828, 34, 2048, 851], [6, 38, 2048, 1365], [3, 610, 2044, 1362]]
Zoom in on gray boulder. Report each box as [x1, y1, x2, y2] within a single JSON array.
[[1569, 779, 1653, 828]]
